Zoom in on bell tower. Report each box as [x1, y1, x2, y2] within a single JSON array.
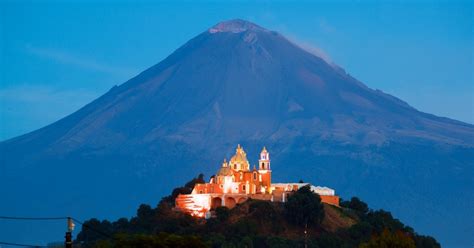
[[258, 146, 272, 193], [259, 147, 270, 170]]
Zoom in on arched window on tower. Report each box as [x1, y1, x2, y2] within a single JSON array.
[[261, 162, 265, 169], [234, 164, 237, 170]]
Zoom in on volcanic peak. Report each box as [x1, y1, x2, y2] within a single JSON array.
[[209, 19, 266, 34]]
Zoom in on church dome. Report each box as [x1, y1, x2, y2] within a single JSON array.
[[217, 166, 233, 176], [229, 144, 251, 170], [230, 153, 246, 162]]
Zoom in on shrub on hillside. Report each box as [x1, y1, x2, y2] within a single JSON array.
[[284, 185, 324, 227]]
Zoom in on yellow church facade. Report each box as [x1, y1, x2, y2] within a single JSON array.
[[175, 145, 339, 218]]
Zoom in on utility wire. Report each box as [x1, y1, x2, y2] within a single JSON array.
[[0, 216, 66, 247], [0, 216, 68, 220], [0, 241, 47, 247], [0, 215, 115, 241]]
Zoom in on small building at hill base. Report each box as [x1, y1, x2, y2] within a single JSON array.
[[175, 145, 340, 218]]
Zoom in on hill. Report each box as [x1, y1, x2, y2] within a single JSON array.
[[74, 177, 440, 248], [0, 19, 472, 246]]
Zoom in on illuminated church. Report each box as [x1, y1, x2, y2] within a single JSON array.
[[175, 145, 339, 218]]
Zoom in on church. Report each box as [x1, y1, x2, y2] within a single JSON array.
[[175, 145, 340, 218]]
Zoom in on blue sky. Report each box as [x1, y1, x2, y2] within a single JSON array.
[[1, 0, 473, 141]]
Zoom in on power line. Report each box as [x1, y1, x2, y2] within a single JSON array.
[[0, 241, 47, 247], [0, 215, 115, 243], [0, 216, 68, 220], [0, 215, 114, 239], [0, 216, 66, 247]]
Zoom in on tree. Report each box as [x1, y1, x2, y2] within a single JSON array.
[[135, 204, 155, 232], [249, 200, 276, 222], [76, 218, 113, 245], [185, 173, 205, 188], [112, 218, 130, 233], [366, 210, 406, 233], [161, 174, 206, 204], [359, 229, 416, 248], [215, 206, 230, 222], [111, 233, 207, 248], [346, 197, 369, 215], [230, 219, 258, 237], [414, 235, 441, 248], [284, 185, 324, 227]]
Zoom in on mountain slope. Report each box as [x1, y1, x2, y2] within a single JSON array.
[[1, 19, 473, 247]]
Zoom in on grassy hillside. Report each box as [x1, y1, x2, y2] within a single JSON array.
[[75, 176, 440, 248]]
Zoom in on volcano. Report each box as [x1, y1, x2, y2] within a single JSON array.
[[1, 19, 473, 247]]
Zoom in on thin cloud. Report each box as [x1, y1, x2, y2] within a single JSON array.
[[293, 38, 333, 64], [0, 84, 99, 140], [25, 45, 138, 77], [0, 84, 96, 104], [257, 17, 336, 66], [284, 35, 334, 65], [318, 18, 337, 34]]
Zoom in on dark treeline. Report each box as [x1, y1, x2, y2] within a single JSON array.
[[75, 175, 440, 248]]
